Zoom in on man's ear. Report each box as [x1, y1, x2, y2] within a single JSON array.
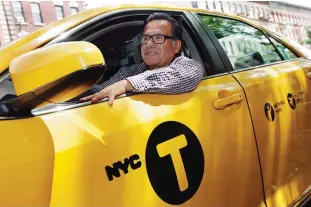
[[173, 39, 182, 54]]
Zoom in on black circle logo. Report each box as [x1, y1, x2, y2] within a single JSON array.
[[287, 93, 296, 110], [264, 103, 275, 122], [145, 121, 204, 205]]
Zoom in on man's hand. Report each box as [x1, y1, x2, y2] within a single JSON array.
[[80, 80, 134, 105]]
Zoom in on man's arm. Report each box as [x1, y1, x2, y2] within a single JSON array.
[[79, 56, 205, 104], [68, 63, 146, 102], [126, 56, 205, 94], [93, 62, 147, 92]]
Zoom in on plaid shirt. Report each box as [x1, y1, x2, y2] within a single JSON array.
[[70, 56, 204, 102]]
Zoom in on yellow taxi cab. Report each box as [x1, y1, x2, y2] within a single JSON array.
[[0, 4, 310, 207]]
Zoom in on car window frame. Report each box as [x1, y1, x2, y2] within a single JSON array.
[[185, 11, 228, 77], [48, 9, 222, 76], [54, 10, 208, 75], [265, 34, 300, 60], [25, 8, 226, 117], [191, 11, 305, 74]]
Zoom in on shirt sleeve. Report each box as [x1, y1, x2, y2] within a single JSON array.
[[126, 56, 205, 94], [94, 63, 146, 91]]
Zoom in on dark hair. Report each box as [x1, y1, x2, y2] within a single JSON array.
[[145, 12, 183, 41]]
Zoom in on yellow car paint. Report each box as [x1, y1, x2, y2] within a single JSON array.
[[232, 58, 311, 207], [0, 4, 310, 207], [0, 118, 54, 207], [38, 75, 264, 207]]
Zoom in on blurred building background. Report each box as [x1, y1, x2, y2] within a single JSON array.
[[156, 1, 311, 49], [0, 0, 86, 46], [1, 1, 311, 50]]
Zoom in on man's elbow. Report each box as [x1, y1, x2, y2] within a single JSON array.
[[182, 73, 204, 93], [191, 66, 205, 89], [189, 78, 203, 92]]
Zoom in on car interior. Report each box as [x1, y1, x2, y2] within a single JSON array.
[[51, 13, 212, 103], [78, 16, 209, 84]]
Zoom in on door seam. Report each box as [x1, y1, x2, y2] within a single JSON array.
[[232, 74, 268, 207]]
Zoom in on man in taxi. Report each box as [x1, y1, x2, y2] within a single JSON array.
[[77, 13, 205, 105]]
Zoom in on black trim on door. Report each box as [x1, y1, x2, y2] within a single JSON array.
[[189, 11, 234, 73], [183, 11, 227, 75]]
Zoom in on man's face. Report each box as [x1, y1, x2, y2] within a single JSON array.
[[141, 20, 181, 69]]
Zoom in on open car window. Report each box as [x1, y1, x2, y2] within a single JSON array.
[[0, 10, 207, 117], [46, 11, 207, 101]]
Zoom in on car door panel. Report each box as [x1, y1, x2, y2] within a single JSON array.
[[232, 59, 311, 207], [35, 76, 265, 207], [193, 12, 311, 206]]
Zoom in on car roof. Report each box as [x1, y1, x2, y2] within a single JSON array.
[[0, 4, 278, 74]]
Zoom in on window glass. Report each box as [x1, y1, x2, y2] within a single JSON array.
[[71, 7, 78, 15], [268, 36, 298, 60], [12, 1, 25, 22], [55, 6, 64, 20], [199, 14, 283, 70], [30, 3, 43, 24]]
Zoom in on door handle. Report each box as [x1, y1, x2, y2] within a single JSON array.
[[307, 72, 311, 79], [213, 93, 244, 110]]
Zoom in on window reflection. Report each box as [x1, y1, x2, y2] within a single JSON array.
[[269, 36, 298, 60], [199, 15, 283, 70]]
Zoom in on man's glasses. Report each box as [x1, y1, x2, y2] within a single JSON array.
[[141, 34, 176, 44]]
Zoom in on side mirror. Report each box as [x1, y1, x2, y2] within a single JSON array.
[[9, 41, 105, 97]]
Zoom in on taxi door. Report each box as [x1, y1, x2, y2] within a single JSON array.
[[29, 10, 266, 207], [233, 57, 311, 207], [36, 73, 265, 207], [195, 13, 311, 207]]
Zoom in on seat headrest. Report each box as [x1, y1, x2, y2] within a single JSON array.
[[132, 34, 143, 64]]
